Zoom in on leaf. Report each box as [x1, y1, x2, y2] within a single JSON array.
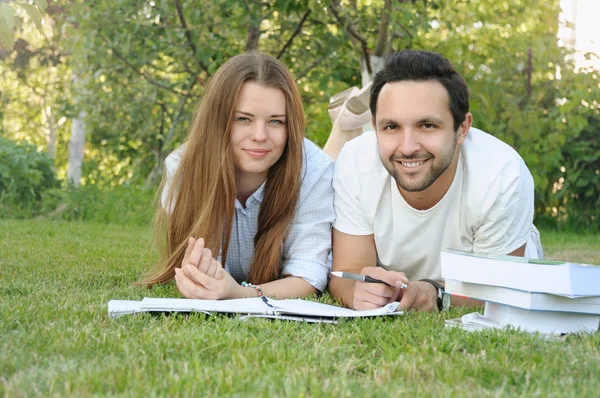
[[33, 0, 48, 12], [20, 4, 43, 30], [0, 3, 16, 49]]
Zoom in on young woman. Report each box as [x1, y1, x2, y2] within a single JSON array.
[[139, 52, 335, 300]]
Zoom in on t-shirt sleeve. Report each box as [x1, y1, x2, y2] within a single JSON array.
[[161, 148, 184, 213], [280, 160, 336, 292], [472, 159, 534, 255], [332, 145, 373, 235]]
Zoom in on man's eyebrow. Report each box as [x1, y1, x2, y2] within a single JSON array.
[[417, 116, 444, 125], [376, 118, 398, 126]]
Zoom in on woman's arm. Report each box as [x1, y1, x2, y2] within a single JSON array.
[[177, 260, 317, 300]]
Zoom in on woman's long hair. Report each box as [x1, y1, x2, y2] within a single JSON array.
[[138, 52, 304, 286]]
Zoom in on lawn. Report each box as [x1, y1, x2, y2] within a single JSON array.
[[2, 220, 600, 396]]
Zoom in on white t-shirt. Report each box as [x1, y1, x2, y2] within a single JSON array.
[[333, 128, 540, 281]]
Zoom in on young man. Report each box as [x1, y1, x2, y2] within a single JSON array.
[[327, 50, 543, 312]]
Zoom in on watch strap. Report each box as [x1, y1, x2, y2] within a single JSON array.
[[419, 279, 444, 311]]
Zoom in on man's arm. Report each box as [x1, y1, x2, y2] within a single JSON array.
[[329, 229, 407, 310]]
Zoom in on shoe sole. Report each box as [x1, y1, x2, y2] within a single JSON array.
[[345, 84, 371, 115], [328, 86, 358, 110]]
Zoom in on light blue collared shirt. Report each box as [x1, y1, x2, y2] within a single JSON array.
[[163, 138, 335, 291]]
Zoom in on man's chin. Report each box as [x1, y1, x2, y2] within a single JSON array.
[[393, 174, 431, 193]]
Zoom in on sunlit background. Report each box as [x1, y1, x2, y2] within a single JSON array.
[[560, 0, 600, 70]]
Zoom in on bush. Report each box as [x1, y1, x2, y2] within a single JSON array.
[[0, 136, 58, 217], [39, 185, 155, 226]]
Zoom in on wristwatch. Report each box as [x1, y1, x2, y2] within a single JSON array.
[[420, 279, 451, 312]]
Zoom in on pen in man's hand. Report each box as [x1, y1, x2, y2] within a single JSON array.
[[330, 271, 408, 289]]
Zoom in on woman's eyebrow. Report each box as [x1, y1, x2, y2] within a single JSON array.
[[234, 110, 254, 117], [234, 111, 286, 118]]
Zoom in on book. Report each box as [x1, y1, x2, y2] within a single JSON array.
[[444, 316, 565, 341], [108, 297, 403, 323], [440, 250, 600, 296], [445, 279, 600, 314], [446, 302, 600, 335]]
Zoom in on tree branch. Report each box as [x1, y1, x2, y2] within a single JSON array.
[[295, 54, 328, 80], [173, 0, 210, 75], [105, 41, 188, 96], [373, 0, 391, 57], [162, 77, 197, 147], [329, 0, 367, 47], [329, 0, 371, 74], [276, 9, 311, 59], [398, 23, 414, 39]]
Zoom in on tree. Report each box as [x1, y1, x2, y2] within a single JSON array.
[[0, 0, 47, 49]]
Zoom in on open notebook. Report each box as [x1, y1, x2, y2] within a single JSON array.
[[108, 297, 402, 323]]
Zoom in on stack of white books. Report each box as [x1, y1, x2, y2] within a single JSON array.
[[441, 250, 600, 336]]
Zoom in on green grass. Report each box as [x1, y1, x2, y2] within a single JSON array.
[[2, 220, 600, 397]]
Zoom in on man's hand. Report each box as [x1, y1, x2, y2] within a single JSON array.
[[397, 280, 438, 311], [351, 267, 408, 310]]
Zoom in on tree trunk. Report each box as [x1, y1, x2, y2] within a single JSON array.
[[67, 110, 86, 187], [245, 22, 260, 51], [144, 149, 166, 190], [359, 55, 384, 87], [43, 106, 57, 160]]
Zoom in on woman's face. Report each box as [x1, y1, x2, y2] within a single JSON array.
[[230, 81, 288, 192]]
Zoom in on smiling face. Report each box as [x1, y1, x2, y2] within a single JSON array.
[[230, 81, 288, 194], [374, 80, 470, 198]]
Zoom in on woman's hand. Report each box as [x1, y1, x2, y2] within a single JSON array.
[[181, 237, 220, 278], [175, 241, 241, 300]]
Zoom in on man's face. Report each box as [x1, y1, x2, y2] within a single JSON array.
[[373, 80, 467, 193]]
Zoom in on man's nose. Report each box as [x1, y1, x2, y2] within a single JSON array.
[[398, 129, 420, 156]]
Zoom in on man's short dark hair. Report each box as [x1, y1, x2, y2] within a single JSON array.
[[369, 50, 469, 131]]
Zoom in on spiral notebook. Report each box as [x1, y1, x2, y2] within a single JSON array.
[[108, 296, 402, 323]]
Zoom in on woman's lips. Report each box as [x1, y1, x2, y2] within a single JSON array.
[[244, 149, 270, 158]]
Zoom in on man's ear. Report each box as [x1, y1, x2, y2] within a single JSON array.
[[456, 112, 472, 145], [371, 116, 376, 132]]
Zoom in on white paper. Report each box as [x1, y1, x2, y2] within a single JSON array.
[[108, 297, 402, 321]]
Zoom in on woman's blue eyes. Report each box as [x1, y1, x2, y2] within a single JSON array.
[[235, 117, 285, 125]]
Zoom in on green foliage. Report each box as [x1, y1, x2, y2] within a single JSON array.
[[1, 220, 600, 396], [0, 136, 57, 216], [0, 0, 47, 49], [2, 0, 600, 230], [40, 185, 155, 226]]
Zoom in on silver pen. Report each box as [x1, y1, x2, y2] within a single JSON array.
[[330, 271, 408, 289]]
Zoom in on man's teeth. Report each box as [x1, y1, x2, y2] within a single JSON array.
[[401, 160, 425, 168]]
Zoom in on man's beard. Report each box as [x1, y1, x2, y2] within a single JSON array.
[[383, 136, 457, 192]]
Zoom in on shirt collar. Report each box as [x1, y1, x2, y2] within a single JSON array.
[[234, 180, 266, 211]]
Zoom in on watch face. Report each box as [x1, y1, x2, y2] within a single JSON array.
[[442, 293, 451, 311]]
